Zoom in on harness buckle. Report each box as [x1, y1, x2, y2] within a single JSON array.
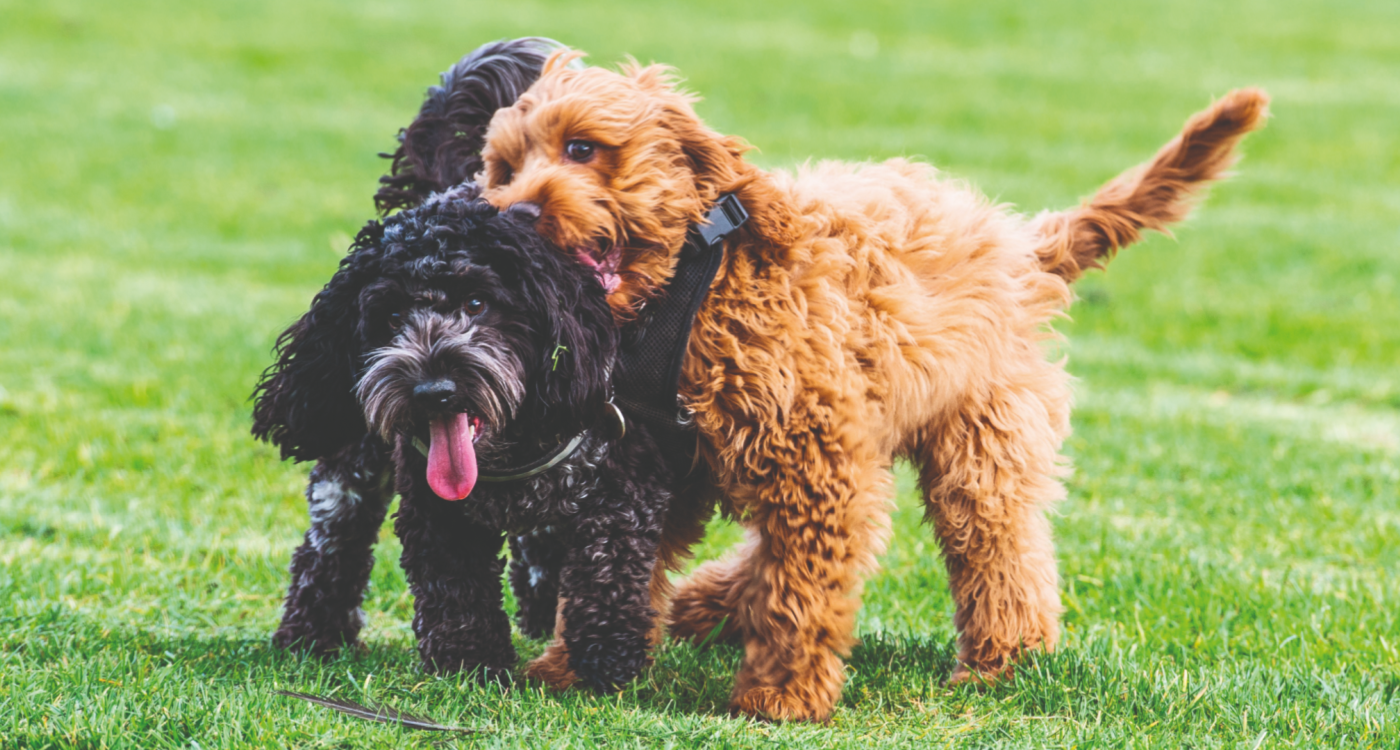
[[696, 193, 750, 248]]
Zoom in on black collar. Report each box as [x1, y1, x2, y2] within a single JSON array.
[[411, 431, 587, 483], [409, 403, 625, 483], [613, 194, 748, 471]]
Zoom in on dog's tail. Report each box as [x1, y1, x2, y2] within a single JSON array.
[[1031, 88, 1270, 283], [374, 37, 566, 215]]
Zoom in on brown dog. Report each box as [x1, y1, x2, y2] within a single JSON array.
[[480, 50, 1268, 721]]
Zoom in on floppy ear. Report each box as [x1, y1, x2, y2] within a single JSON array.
[[535, 281, 615, 427], [652, 84, 802, 248], [671, 111, 749, 194], [623, 63, 749, 199], [251, 223, 385, 462], [375, 38, 563, 214], [503, 228, 616, 428]]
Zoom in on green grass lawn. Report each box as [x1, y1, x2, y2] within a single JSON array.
[[2, 0, 1398, 746]]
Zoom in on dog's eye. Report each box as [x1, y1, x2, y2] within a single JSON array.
[[388, 312, 404, 331], [464, 298, 486, 316], [564, 140, 596, 163]]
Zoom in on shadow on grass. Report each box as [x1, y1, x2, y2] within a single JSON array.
[[7, 607, 1397, 746], [4, 603, 965, 717], [591, 631, 963, 719]]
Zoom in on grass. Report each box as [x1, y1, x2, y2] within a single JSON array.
[[2, 0, 1398, 746]]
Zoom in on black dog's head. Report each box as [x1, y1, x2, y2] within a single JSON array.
[[374, 37, 563, 215], [253, 185, 615, 500]]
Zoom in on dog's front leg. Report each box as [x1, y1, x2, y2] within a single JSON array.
[[274, 437, 393, 655], [395, 482, 514, 681], [526, 494, 664, 693]]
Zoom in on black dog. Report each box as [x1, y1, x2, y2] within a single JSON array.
[[252, 186, 673, 691], [374, 37, 577, 639], [250, 36, 560, 657]]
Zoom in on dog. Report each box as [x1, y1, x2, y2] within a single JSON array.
[[250, 37, 565, 663], [475, 50, 1270, 720], [252, 184, 675, 692], [372, 38, 591, 639]]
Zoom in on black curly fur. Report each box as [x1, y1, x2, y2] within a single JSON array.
[[271, 436, 392, 654], [253, 185, 672, 692], [374, 38, 562, 215], [369, 37, 574, 638]]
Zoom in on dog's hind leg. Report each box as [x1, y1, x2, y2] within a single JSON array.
[[656, 482, 735, 645], [667, 535, 751, 646], [508, 528, 566, 639], [918, 387, 1068, 684], [722, 431, 892, 722], [273, 436, 393, 655]]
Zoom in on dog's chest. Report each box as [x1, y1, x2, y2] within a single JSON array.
[[455, 437, 611, 533]]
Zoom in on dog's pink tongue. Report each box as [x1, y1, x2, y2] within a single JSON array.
[[427, 414, 477, 501]]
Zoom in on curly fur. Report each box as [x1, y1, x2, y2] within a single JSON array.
[[253, 185, 673, 692], [479, 50, 1270, 720], [374, 38, 564, 215], [365, 40, 587, 626]]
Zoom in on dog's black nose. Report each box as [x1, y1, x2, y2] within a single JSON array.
[[506, 202, 542, 223], [413, 379, 456, 409]]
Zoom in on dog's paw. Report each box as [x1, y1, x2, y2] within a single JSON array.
[[561, 628, 651, 693], [730, 686, 833, 724], [271, 625, 361, 658], [524, 647, 579, 690], [418, 636, 515, 684], [570, 648, 650, 694], [423, 655, 515, 685]]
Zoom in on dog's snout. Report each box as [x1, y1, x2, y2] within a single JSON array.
[[413, 379, 456, 409], [506, 202, 542, 224]]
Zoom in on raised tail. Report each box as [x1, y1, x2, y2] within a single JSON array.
[[373, 37, 566, 214], [1032, 88, 1270, 283]]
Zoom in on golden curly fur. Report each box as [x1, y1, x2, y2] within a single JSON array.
[[480, 50, 1269, 721]]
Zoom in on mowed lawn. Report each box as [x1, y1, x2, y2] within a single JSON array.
[[2, 0, 1398, 746]]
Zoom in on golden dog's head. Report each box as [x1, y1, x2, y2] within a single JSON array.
[[480, 51, 768, 317]]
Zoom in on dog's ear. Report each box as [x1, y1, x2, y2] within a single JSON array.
[[375, 38, 564, 215], [655, 96, 800, 247], [508, 237, 616, 427], [251, 223, 385, 462], [539, 286, 614, 425], [620, 62, 750, 198]]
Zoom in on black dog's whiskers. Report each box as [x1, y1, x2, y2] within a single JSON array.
[[357, 311, 525, 444]]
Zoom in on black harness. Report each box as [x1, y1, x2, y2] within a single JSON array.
[[410, 194, 747, 481], [613, 193, 748, 474]]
